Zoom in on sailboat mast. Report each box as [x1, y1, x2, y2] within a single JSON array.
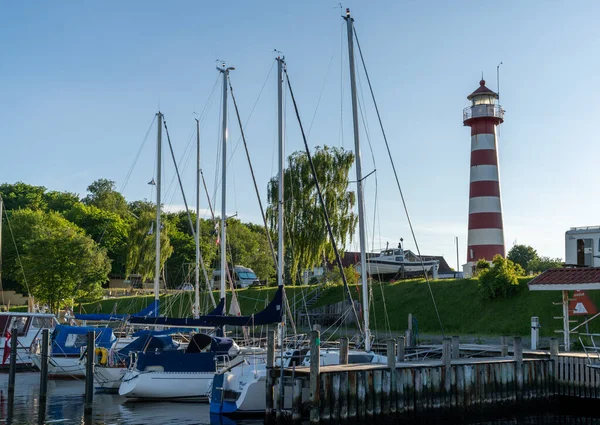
[[218, 64, 234, 310], [277, 56, 285, 289], [345, 9, 371, 352], [194, 119, 201, 318], [155, 112, 163, 305], [0, 195, 3, 301]]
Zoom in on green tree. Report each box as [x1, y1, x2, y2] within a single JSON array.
[[225, 219, 275, 283], [125, 208, 173, 283], [0, 182, 47, 211], [163, 211, 218, 289], [5, 209, 110, 312], [266, 146, 357, 282], [83, 179, 128, 218], [507, 244, 538, 271], [43, 190, 80, 213], [64, 203, 129, 275], [478, 254, 523, 300], [528, 256, 563, 274]]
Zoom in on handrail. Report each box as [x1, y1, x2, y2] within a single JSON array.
[[463, 104, 504, 121]]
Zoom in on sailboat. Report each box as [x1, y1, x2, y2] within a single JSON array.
[[119, 66, 283, 401], [209, 10, 389, 415]]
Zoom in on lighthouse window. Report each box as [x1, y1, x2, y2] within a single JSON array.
[[473, 95, 495, 106]]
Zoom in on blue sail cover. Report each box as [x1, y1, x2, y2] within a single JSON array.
[[74, 300, 160, 322], [51, 325, 116, 356], [128, 286, 284, 327]]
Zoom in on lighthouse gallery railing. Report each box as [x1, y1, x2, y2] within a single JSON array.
[[463, 104, 504, 121]]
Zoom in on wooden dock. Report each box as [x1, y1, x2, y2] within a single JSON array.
[[265, 331, 600, 424]]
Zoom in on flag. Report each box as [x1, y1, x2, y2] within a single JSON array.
[[2, 331, 11, 365]]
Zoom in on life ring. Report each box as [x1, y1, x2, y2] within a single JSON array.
[[95, 347, 109, 366]]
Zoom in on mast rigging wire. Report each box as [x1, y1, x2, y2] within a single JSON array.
[[353, 26, 445, 336], [163, 116, 216, 308], [226, 77, 278, 274], [228, 73, 297, 337], [284, 68, 363, 332]]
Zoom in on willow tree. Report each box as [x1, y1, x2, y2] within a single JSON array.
[[125, 208, 173, 282], [266, 145, 357, 282]]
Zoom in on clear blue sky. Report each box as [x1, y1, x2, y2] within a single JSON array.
[[2, 1, 598, 264]]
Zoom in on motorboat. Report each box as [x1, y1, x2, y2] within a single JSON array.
[[0, 311, 58, 369], [365, 240, 439, 279]]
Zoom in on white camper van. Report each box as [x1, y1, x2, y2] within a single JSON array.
[[212, 265, 261, 290], [565, 226, 600, 267]]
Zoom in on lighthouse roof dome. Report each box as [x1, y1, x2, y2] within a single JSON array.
[[467, 79, 498, 100]]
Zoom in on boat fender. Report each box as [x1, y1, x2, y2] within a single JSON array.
[[95, 347, 109, 366]]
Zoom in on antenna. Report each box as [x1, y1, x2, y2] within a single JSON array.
[[497, 61, 503, 101]]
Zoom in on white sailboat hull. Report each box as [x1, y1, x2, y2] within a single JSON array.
[[94, 365, 128, 391], [31, 354, 85, 378], [119, 369, 215, 401]]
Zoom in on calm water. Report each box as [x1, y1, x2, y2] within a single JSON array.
[[2, 372, 600, 425]]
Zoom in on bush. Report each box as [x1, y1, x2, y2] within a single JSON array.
[[478, 255, 523, 300], [322, 265, 359, 288]]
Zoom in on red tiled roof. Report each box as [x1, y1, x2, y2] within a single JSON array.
[[528, 268, 600, 291], [467, 80, 498, 100]]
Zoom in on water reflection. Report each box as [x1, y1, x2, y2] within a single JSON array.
[[0, 372, 261, 425], [2, 372, 600, 425]]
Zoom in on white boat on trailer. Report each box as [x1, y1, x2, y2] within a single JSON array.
[[365, 240, 439, 278]]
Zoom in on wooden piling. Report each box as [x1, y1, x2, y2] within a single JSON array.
[[8, 327, 17, 394], [387, 338, 397, 414], [84, 331, 95, 415], [39, 329, 49, 400], [500, 336, 508, 357], [266, 330, 275, 422], [397, 336, 405, 362], [309, 330, 321, 425], [274, 378, 281, 421], [442, 338, 452, 369], [451, 336, 460, 360], [339, 337, 349, 365], [549, 337, 558, 395], [513, 336, 523, 401], [292, 378, 303, 424], [340, 372, 349, 423]]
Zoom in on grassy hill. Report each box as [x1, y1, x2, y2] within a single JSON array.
[[313, 277, 600, 337], [12, 278, 600, 338]]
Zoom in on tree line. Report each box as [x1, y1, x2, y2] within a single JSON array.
[[0, 145, 360, 312]]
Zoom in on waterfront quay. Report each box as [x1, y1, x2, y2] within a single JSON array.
[[266, 332, 600, 424]]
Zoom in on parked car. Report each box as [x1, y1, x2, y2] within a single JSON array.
[[177, 283, 194, 291]]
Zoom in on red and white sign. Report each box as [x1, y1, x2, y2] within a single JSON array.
[[569, 290, 598, 316]]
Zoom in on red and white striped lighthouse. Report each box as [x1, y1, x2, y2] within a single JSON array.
[[463, 79, 505, 273]]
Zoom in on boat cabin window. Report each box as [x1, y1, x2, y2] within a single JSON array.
[[6, 316, 31, 336], [31, 316, 55, 330], [393, 249, 403, 256], [65, 333, 88, 348]]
